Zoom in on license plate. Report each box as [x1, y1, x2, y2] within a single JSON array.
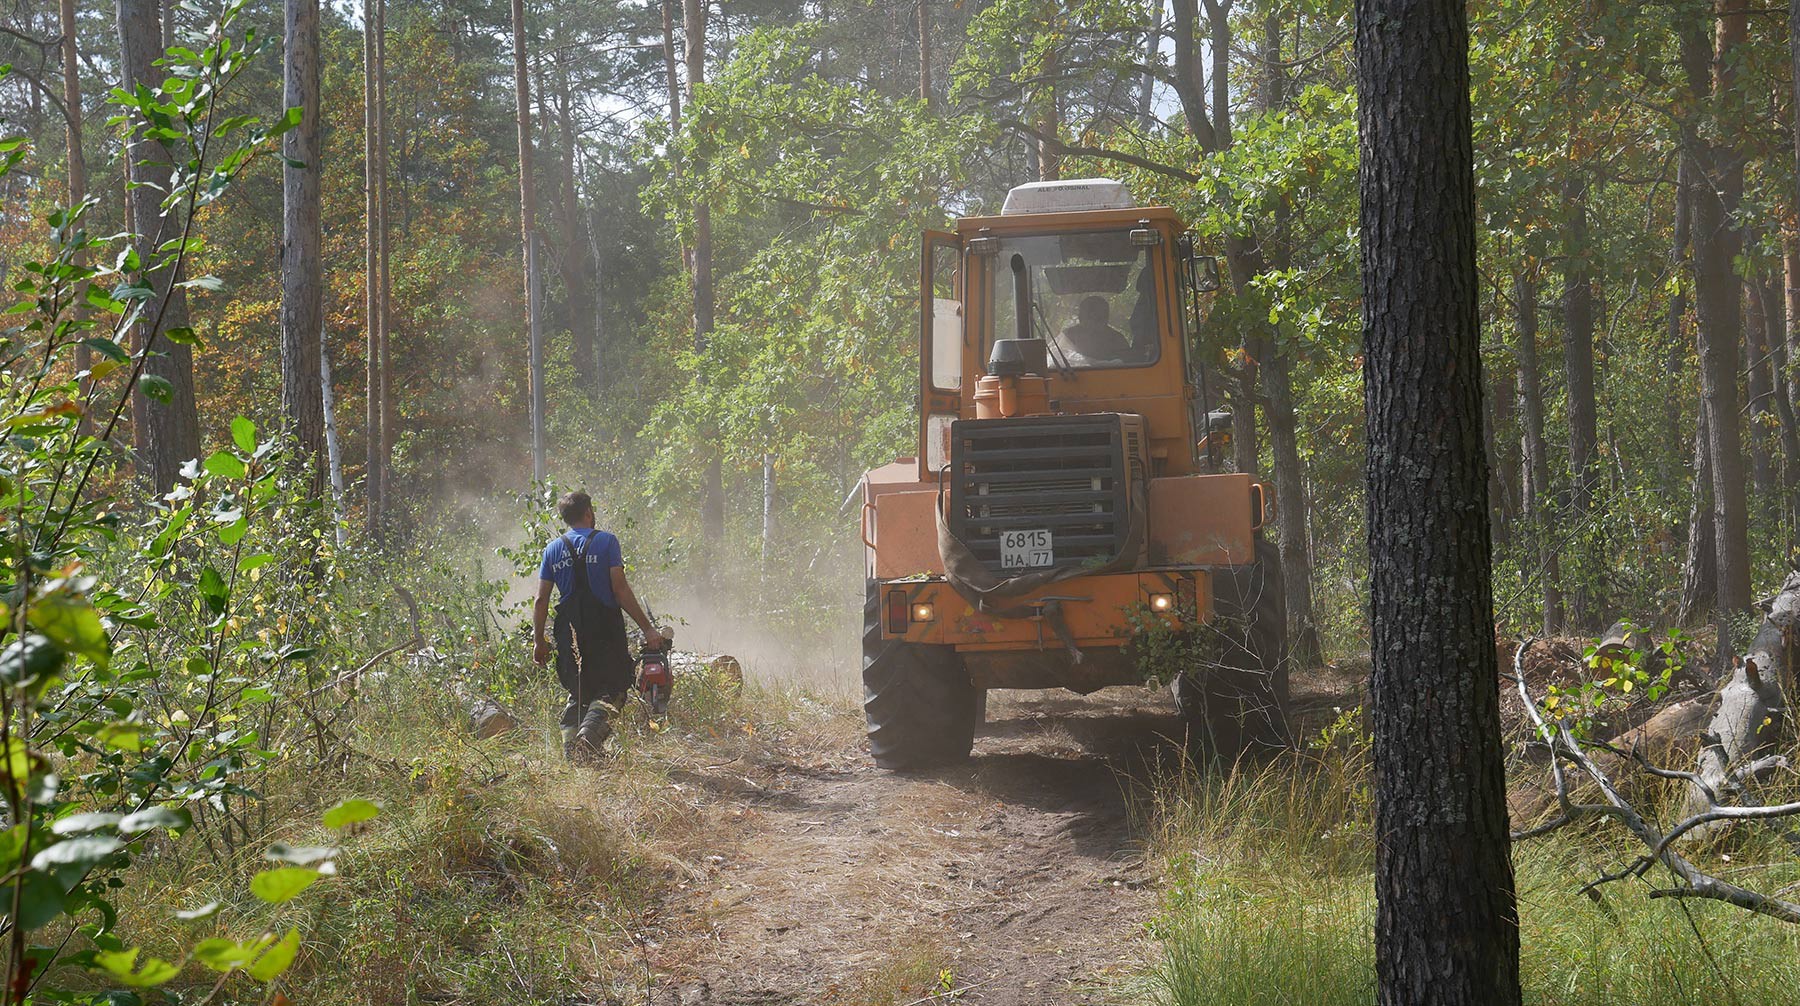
[[1000, 529, 1054, 569]]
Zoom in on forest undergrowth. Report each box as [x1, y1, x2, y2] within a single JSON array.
[[1135, 717, 1800, 1006]]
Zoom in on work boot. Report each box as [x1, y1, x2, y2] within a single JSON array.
[[568, 703, 612, 762]]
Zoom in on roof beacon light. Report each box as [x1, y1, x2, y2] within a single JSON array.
[[1000, 178, 1137, 216]]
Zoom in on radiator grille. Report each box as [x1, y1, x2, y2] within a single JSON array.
[[947, 414, 1133, 573]]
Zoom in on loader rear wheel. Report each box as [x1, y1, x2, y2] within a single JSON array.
[[863, 581, 983, 770], [1174, 538, 1292, 756]]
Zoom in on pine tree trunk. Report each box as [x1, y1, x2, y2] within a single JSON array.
[[1356, 2, 1521, 1000], [1515, 270, 1561, 633], [1562, 175, 1599, 629], [281, 0, 325, 491], [1169, 0, 1216, 148], [555, 48, 596, 392], [1138, 0, 1162, 129], [376, 0, 394, 515], [61, 0, 90, 427], [1666, 161, 1691, 493], [1758, 268, 1799, 535], [679, 0, 724, 555], [1258, 10, 1319, 666], [1204, 0, 1231, 148], [363, 0, 383, 538], [918, 0, 932, 107], [1036, 17, 1060, 182], [1785, 239, 1800, 532], [511, 0, 545, 483], [116, 0, 201, 494], [1745, 268, 1777, 503], [1684, 10, 1751, 612]]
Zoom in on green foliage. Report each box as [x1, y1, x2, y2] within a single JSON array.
[[0, 14, 392, 1000], [1126, 601, 1232, 690]]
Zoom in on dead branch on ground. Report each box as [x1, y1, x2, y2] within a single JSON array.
[[1508, 638, 1800, 924]]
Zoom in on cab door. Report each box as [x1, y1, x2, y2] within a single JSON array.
[[919, 231, 963, 482]]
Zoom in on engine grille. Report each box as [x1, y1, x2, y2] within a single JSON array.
[[946, 414, 1134, 573]]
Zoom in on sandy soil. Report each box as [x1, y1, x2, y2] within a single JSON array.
[[630, 688, 1193, 1006]]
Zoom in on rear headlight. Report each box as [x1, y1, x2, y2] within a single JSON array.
[[1149, 593, 1175, 612], [912, 602, 936, 623]]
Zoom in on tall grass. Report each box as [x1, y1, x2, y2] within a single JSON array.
[[1140, 725, 1800, 1005]]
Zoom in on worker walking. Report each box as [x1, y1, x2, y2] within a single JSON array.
[[532, 491, 665, 760]]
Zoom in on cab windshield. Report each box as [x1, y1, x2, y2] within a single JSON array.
[[986, 229, 1162, 372]]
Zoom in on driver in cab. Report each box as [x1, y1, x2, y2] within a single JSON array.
[[1060, 295, 1131, 365]]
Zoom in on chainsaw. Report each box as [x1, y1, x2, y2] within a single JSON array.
[[637, 623, 675, 716]]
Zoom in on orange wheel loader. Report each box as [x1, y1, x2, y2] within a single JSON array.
[[859, 179, 1289, 769]]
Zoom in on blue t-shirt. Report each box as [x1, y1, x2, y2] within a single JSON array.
[[539, 528, 622, 607]]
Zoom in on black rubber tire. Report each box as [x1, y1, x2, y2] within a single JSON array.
[[863, 580, 983, 769], [1174, 537, 1292, 756]]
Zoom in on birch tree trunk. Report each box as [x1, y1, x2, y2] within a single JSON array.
[[322, 334, 347, 546]]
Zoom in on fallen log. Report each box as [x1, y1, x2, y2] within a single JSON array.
[[1508, 639, 1800, 924]]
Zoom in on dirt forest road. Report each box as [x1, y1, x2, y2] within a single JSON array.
[[637, 690, 1189, 1006]]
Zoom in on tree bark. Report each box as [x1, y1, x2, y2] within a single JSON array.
[[1169, 0, 1217, 148], [1138, 0, 1162, 130], [375, 0, 394, 516], [1683, 7, 1752, 612], [918, 0, 932, 107], [321, 332, 347, 546], [1766, 267, 1800, 537], [1203, 0, 1231, 148], [1786, 239, 1800, 531], [684, 0, 724, 553], [117, 0, 201, 494], [555, 46, 596, 392], [364, 0, 383, 538], [1790, 0, 1800, 514], [60, 0, 90, 421], [1679, 410, 1718, 623], [1036, 19, 1061, 182], [1666, 160, 1692, 493], [1562, 174, 1599, 628], [281, 0, 325, 491], [1257, 9, 1319, 667], [1746, 266, 1777, 503], [1356, 1, 1522, 1001], [1516, 270, 1562, 634], [512, 0, 545, 483]]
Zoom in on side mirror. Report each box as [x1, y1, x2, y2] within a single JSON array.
[[1191, 255, 1221, 293]]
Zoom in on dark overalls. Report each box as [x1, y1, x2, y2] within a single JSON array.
[[553, 532, 634, 744]]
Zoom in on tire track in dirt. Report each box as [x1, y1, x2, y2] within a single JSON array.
[[638, 690, 1185, 1006]]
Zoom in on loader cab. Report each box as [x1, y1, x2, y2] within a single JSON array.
[[917, 179, 1218, 483]]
